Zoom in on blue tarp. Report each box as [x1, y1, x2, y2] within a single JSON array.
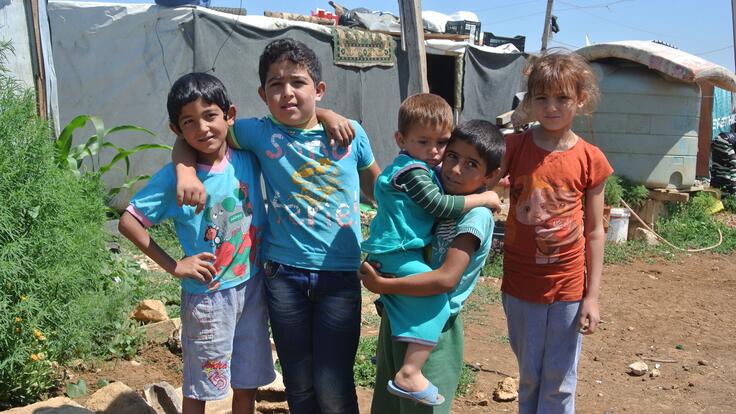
[[713, 87, 735, 135]]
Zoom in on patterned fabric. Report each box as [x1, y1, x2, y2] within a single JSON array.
[[128, 149, 266, 294], [231, 116, 375, 271], [330, 26, 396, 68], [711, 132, 736, 194], [501, 129, 613, 304]]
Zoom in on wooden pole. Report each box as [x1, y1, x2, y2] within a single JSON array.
[[541, 0, 554, 51], [398, 0, 428, 94], [28, 0, 47, 121]]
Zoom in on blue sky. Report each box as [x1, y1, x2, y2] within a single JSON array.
[[88, 0, 735, 71]]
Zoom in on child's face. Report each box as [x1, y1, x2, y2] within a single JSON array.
[[258, 60, 325, 129], [530, 88, 585, 134], [394, 123, 452, 168], [172, 97, 235, 164], [440, 139, 491, 195]]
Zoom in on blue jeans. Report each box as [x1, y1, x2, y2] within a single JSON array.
[[502, 293, 583, 414], [264, 261, 361, 414]]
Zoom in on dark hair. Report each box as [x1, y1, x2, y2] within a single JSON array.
[[258, 38, 322, 87], [397, 93, 453, 136], [167, 72, 231, 131], [451, 119, 505, 174]]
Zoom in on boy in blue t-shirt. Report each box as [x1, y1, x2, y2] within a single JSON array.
[[359, 120, 505, 413], [173, 39, 381, 413], [119, 73, 274, 414]]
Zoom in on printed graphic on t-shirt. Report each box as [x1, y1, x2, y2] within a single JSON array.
[[202, 182, 259, 290], [265, 133, 357, 229], [508, 173, 580, 265]]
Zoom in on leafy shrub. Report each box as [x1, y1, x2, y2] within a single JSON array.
[[0, 43, 152, 407], [604, 176, 624, 206], [655, 193, 736, 253], [722, 194, 736, 213]]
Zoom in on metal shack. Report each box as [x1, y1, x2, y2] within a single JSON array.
[[574, 40, 736, 189]]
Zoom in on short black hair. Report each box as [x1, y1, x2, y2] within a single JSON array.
[[167, 72, 231, 131], [451, 119, 505, 174], [258, 38, 322, 87]]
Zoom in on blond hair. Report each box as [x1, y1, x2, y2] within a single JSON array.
[[397, 93, 453, 135]]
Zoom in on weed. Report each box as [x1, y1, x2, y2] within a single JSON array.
[[471, 284, 501, 306], [723, 194, 736, 213], [655, 192, 736, 253], [492, 334, 510, 344], [604, 176, 624, 206], [455, 364, 477, 397], [482, 254, 503, 279], [354, 336, 378, 388]]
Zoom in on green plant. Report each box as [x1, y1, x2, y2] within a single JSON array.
[[604, 175, 624, 207], [107, 320, 145, 360], [456, 364, 477, 396], [353, 336, 378, 388], [620, 177, 649, 208], [723, 194, 736, 213], [655, 192, 736, 253], [65, 379, 88, 398], [0, 43, 169, 407], [54, 115, 171, 199]]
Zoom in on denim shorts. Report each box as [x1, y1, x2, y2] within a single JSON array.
[[181, 272, 276, 400]]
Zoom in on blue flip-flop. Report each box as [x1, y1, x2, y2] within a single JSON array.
[[387, 379, 445, 406]]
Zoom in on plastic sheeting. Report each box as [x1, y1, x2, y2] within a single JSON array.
[[47, 1, 525, 206]]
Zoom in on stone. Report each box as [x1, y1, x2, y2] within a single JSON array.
[[131, 299, 169, 323], [492, 377, 519, 402], [144, 381, 182, 414], [0, 397, 93, 414], [258, 371, 286, 402], [144, 318, 181, 344], [698, 359, 709, 366], [628, 361, 648, 376], [85, 382, 156, 414], [256, 401, 290, 413], [650, 368, 661, 378], [632, 227, 659, 245], [166, 328, 182, 355]]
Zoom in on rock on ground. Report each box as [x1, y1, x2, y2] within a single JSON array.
[[628, 361, 649, 376], [493, 377, 519, 402], [0, 397, 93, 414], [85, 382, 157, 414], [144, 381, 182, 414], [131, 299, 169, 323]]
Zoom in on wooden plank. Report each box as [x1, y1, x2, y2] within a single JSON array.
[[398, 0, 428, 94], [368, 29, 469, 41], [496, 110, 514, 126], [648, 189, 690, 203]]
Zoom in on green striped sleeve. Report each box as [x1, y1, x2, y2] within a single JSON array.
[[394, 168, 465, 219]]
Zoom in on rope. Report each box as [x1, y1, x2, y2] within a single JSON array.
[[619, 199, 723, 253]]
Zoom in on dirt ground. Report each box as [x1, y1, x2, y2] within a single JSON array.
[[71, 251, 736, 413]]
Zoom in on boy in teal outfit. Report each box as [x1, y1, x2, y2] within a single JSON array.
[[360, 119, 505, 413], [173, 39, 381, 414], [362, 94, 499, 405]]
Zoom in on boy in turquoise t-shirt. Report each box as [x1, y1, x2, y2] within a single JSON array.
[[360, 119, 505, 414], [173, 39, 381, 413], [119, 73, 274, 414]]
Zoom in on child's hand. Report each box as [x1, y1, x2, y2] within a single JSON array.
[[319, 108, 355, 147], [176, 172, 207, 214], [358, 261, 390, 293], [480, 190, 501, 211], [578, 296, 600, 335], [173, 253, 217, 284]]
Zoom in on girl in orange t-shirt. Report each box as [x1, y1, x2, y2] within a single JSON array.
[[491, 50, 613, 413]]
